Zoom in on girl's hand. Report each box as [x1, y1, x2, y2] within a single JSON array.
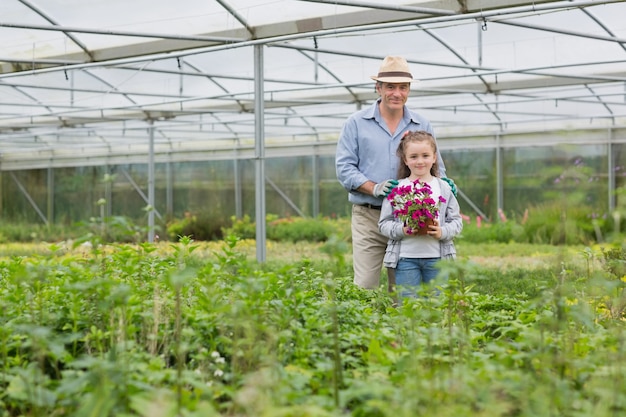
[[427, 219, 442, 239]]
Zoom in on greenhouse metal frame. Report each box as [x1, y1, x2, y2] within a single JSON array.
[[2, 0, 626, 258]]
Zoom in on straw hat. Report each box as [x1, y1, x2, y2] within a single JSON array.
[[370, 56, 416, 83]]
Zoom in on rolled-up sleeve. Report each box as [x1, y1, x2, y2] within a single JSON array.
[[336, 117, 369, 192]]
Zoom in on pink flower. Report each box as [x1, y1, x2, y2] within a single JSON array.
[[387, 179, 443, 234], [498, 208, 507, 222]]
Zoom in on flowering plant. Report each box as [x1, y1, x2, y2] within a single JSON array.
[[387, 179, 446, 234]]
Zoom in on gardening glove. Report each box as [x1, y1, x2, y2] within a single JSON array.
[[441, 177, 458, 197], [373, 179, 399, 197]]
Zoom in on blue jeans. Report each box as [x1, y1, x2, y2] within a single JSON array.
[[395, 257, 440, 300]]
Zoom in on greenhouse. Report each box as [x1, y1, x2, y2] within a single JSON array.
[[2, 0, 626, 255], [4, 3, 626, 416]]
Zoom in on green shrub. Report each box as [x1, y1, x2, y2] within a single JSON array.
[[222, 214, 351, 243], [459, 220, 526, 244], [600, 245, 626, 279], [522, 202, 599, 245], [0, 222, 86, 243], [220, 214, 260, 240], [166, 212, 228, 241], [460, 202, 623, 245], [267, 216, 331, 242], [2, 205, 621, 246]]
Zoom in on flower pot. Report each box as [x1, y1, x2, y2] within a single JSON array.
[[414, 218, 435, 235]]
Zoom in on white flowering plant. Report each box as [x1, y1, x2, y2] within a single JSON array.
[[387, 179, 446, 235]]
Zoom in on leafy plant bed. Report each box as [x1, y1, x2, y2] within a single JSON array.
[[0, 238, 625, 416]]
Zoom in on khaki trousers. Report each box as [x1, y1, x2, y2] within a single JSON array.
[[351, 204, 390, 289]]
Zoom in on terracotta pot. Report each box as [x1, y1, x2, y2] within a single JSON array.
[[414, 218, 435, 235]]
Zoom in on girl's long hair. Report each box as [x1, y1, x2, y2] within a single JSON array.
[[396, 130, 440, 179]]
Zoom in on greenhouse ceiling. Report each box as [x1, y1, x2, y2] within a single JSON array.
[[1, 0, 626, 170]]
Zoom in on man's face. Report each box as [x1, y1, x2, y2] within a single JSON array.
[[376, 82, 410, 112]]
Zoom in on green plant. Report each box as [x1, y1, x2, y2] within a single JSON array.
[[3, 239, 626, 416], [319, 234, 349, 275], [167, 212, 228, 241], [267, 216, 334, 242], [522, 202, 597, 245], [459, 219, 526, 243], [222, 215, 350, 243], [458, 201, 624, 245], [601, 245, 626, 279], [220, 214, 258, 240]]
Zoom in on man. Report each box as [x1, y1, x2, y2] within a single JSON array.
[[335, 55, 451, 290]]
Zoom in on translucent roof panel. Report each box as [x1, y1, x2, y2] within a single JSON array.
[[1, 0, 626, 169]]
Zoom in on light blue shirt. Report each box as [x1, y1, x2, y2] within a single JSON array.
[[335, 99, 446, 206]]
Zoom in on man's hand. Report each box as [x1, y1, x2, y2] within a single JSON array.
[[441, 177, 457, 197], [373, 179, 399, 197]]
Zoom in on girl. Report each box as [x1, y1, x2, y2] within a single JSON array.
[[378, 130, 462, 301]]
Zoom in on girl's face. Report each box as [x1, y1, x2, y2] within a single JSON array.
[[403, 140, 436, 178]]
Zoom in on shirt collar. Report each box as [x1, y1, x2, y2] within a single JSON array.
[[361, 99, 381, 120], [407, 112, 423, 126]]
